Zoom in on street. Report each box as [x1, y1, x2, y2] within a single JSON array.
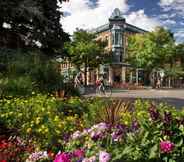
[[85, 88, 184, 108]]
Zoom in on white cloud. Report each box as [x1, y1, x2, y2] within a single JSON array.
[[180, 22, 184, 25], [61, 0, 161, 34], [162, 19, 176, 25], [125, 10, 160, 31], [159, 0, 184, 16], [159, 0, 175, 6], [61, 0, 129, 34], [174, 29, 184, 43], [158, 13, 176, 19]]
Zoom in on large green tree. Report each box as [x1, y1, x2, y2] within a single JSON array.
[[65, 30, 110, 85], [0, 0, 69, 55], [175, 43, 184, 67], [127, 27, 177, 86], [127, 27, 175, 71]]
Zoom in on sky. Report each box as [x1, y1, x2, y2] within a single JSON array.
[[61, 0, 184, 43]]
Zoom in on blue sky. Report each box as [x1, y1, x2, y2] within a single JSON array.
[[61, 0, 184, 43]]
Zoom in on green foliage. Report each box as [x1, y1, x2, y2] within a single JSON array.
[[83, 99, 132, 127], [65, 29, 110, 85], [66, 30, 109, 69], [0, 94, 83, 149], [0, 0, 69, 55], [0, 76, 34, 97], [0, 49, 64, 96], [1, 96, 184, 161], [127, 27, 175, 71]]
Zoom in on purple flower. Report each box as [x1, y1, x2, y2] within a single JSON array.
[[99, 151, 111, 162], [111, 131, 123, 142], [54, 152, 71, 162], [160, 140, 175, 153], [163, 111, 172, 126], [115, 124, 127, 131], [111, 124, 127, 141], [131, 120, 139, 132], [148, 105, 160, 121], [89, 122, 109, 141], [63, 133, 70, 142], [162, 129, 174, 136]]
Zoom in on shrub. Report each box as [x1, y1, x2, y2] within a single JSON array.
[[0, 95, 83, 150], [0, 49, 65, 96]]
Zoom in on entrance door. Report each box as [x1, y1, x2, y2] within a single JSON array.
[[113, 66, 122, 83]]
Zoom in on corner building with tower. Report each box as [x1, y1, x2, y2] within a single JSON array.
[[87, 8, 147, 85]]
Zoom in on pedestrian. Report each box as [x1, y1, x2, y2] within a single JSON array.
[[156, 79, 161, 89]]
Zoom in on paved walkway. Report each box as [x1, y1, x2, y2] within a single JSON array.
[[85, 89, 184, 108]]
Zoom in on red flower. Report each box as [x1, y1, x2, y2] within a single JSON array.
[[48, 150, 55, 159], [0, 140, 9, 149], [1, 160, 7, 162]]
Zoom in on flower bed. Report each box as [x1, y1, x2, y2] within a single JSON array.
[[0, 96, 184, 161]]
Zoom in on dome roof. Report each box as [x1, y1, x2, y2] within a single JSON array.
[[110, 8, 124, 19]]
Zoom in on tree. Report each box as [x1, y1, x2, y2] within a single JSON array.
[[127, 27, 175, 71], [0, 0, 69, 56], [127, 27, 176, 86], [175, 43, 184, 67], [65, 30, 110, 85], [0, 49, 64, 96]]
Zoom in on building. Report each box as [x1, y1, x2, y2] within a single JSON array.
[[88, 8, 147, 85], [60, 8, 147, 86]]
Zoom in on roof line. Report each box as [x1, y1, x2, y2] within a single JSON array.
[[125, 23, 148, 33]]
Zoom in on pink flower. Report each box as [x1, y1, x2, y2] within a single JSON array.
[[73, 149, 85, 158], [72, 131, 82, 140], [160, 140, 175, 153], [82, 156, 96, 162], [99, 151, 110, 162], [54, 152, 71, 162]]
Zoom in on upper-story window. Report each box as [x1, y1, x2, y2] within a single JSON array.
[[113, 30, 122, 46], [112, 24, 122, 47]]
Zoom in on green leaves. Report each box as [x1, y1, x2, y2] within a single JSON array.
[[0, 0, 69, 55], [149, 144, 158, 159], [127, 27, 176, 71], [65, 30, 110, 70]]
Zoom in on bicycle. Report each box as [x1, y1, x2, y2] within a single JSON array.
[[95, 83, 112, 97]]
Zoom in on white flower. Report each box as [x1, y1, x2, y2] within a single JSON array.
[[2, 22, 11, 29]]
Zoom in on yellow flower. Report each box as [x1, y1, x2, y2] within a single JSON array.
[[26, 128, 32, 133], [124, 121, 129, 125], [36, 117, 41, 124]]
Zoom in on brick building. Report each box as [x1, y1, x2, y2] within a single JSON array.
[[60, 8, 147, 86], [87, 8, 147, 85]]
